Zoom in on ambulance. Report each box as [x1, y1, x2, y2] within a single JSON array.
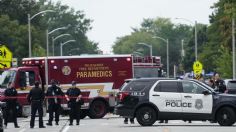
[[0, 54, 161, 118]]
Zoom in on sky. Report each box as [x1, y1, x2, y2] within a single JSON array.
[[54, 0, 219, 54]]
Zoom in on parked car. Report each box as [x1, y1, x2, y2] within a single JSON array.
[[225, 79, 236, 94]]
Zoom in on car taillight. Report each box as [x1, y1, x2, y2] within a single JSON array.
[[119, 92, 130, 101]]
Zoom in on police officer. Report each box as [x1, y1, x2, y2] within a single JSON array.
[[27, 81, 45, 128], [214, 73, 226, 93], [46, 80, 64, 126], [65, 81, 82, 125], [4, 82, 20, 128]]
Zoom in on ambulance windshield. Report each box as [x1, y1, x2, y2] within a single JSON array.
[[0, 70, 16, 88]]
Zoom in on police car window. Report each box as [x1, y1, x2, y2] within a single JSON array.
[[192, 83, 206, 94], [182, 81, 195, 93], [182, 81, 206, 94], [122, 80, 153, 91], [158, 81, 178, 92], [154, 83, 161, 91]]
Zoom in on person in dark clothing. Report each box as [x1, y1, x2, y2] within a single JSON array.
[[208, 79, 215, 89], [46, 80, 64, 126], [27, 81, 45, 128], [214, 73, 226, 93], [65, 81, 82, 126], [4, 82, 20, 128], [124, 118, 134, 124]]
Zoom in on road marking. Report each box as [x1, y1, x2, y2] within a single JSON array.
[[62, 126, 70, 132], [19, 128, 26, 132]]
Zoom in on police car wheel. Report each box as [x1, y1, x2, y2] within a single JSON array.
[[217, 107, 236, 126], [136, 106, 156, 126]]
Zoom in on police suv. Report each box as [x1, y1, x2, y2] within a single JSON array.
[[115, 78, 236, 126]]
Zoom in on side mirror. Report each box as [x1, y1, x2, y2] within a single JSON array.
[[202, 90, 211, 95]]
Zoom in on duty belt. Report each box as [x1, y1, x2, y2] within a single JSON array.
[[32, 100, 41, 102]]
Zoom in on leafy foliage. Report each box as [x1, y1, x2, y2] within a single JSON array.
[[113, 0, 236, 78], [0, 0, 98, 60], [113, 17, 195, 75], [200, 0, 236, 78]]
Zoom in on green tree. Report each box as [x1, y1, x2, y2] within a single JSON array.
[[0, 15, 28, 57], [0, 0, 98, 59], [113, 17, 193, 76], [200, 0, 236, 78], [184, 24, 208, 72]]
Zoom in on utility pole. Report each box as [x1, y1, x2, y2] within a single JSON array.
[[195, 21, 198, 61], [233, 18, 235, 79]]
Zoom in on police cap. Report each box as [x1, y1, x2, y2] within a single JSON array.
[[71, 81, 76, 86], [35, 81, 40, 87], [51, 79, 56, 85]]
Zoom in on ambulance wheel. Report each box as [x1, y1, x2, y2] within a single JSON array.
[[217, 107, 236, 126], [136, 106, 156, 126], [88, 100, 107, 119], [80, 110, 87, 119]]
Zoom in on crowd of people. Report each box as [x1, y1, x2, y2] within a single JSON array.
[[3, 80, 82, 129]]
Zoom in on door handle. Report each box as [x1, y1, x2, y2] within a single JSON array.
[[152, 94, 160, 96], [184, 96, 192, 98]]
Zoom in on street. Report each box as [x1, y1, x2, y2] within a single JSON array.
[[4, 114, 236, 132]]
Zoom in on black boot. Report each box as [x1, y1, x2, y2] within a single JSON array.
[[46, 122, 52, 126]]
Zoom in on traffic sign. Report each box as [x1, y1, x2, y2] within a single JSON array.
[[0, 45, 12, 62], [193, 61, 203, 75], [0, 61, 11, 68]]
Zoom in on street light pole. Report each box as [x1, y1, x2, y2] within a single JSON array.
[[176, 18, 197, 61], [152, 36, 169, 78], [28, 14, 31, 57], [60, 40, 76, 56], [195, 21, 198, 61], [45, 30, 49, 93], [232, 18, 235, 79], [167, 39, 169, 78], [181, 39, 185, 59], [137, 42, 153, 65], [45, 26, 67, 90], [52, 33, 71, 56], [47, 26, 68, 56], [28, 10, 55, 57]]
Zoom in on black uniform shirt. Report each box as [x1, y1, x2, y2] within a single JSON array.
[[4, 87, 17, 104], [46, 85, 64, 104], [27, 86, 45, 103], [66, 87, 81, 102], [215, 79, 226, 93]]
